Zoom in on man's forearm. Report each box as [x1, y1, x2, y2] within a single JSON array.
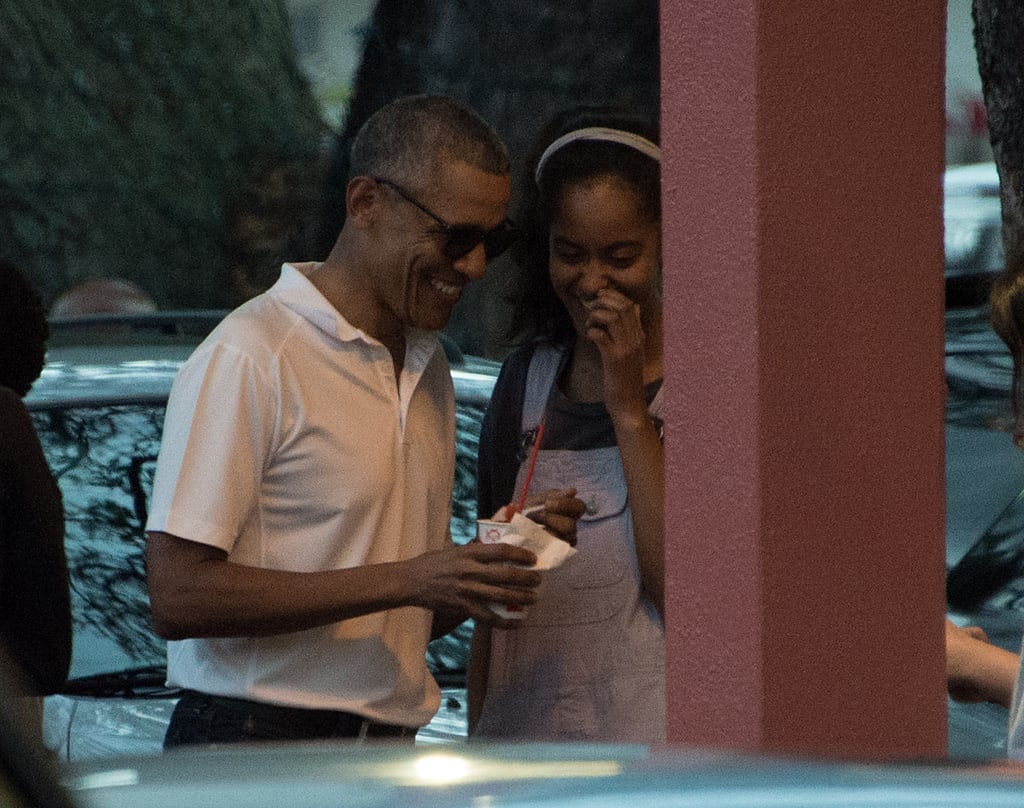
[[147, 535, 415, 639]]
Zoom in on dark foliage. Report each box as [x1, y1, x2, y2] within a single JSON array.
[[314, 0, 660, 357], [0, 0, 326, 310]]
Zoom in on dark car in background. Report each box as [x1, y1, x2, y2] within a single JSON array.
[[944, 161, 1002, 297], [33, 310, 1024, 761], [29, 313, 498, 759], [944, 304, 1024, 757], [942, 160, 1024, 758]]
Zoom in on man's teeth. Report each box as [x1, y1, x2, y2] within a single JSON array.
[[431, 278, 461, 298]]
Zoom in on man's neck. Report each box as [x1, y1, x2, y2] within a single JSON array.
[[308, 254, 406, 376]]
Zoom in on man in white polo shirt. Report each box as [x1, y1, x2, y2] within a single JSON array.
[[145, 95, 582, 746]]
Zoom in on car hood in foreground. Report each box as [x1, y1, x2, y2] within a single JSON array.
[[65, 742, 1024, 808]]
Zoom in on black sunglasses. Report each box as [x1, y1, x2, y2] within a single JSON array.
[[374, 177, 518, 261]]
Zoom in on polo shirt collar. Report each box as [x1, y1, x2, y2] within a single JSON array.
[[272, 263, 441, 365]]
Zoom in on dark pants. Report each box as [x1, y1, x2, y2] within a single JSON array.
[[164, 690, 417, 749]]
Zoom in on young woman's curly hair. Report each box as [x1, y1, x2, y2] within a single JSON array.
[[0, 260, 49, 397]]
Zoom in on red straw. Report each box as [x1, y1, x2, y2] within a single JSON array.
[[515, 419, 546, 514]]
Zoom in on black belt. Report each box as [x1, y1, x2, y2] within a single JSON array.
[[357, 717, 416, 739], [179, 690, 417, 741]]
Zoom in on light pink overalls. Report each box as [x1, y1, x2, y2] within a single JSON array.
[[475, 345, 665, 742]]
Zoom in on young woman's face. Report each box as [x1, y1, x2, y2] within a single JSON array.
[[548, 175, 662, 338]]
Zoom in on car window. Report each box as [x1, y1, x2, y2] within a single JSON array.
[[32, 403, 165, 679], [32, 395, 487, 686]]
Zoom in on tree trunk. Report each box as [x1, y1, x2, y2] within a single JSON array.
[[975, 0, 1024, 438], [973, 0, 1024, 271]]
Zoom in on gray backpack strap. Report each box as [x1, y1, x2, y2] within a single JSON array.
[[521, 344, 564, 433], [522, 342, 664, 432], [649, 383, 664, 420]]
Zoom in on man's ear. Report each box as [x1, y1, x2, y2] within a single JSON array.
[[345, 176, 380, 227]]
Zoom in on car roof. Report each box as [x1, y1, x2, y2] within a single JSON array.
[[944, 161, 999, 195], [26, 312, 499, 410], [25, 312, 225, 410], [27, 343, 197, 410]]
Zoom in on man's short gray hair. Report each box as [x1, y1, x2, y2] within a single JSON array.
[[350, 95, 509, 191]]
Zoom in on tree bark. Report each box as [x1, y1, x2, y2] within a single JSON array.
[[973, 0, 1024, 270], [975, 0, 1024, 438]]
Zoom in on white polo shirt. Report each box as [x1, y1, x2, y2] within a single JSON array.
[[146, 263, 455, 727]]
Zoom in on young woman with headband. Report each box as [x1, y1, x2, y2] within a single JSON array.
[[469, 107, 665, 742]]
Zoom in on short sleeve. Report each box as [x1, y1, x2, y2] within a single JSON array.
[[146, 342, 277, 552]]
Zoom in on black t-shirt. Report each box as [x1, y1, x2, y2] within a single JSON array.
[[0, 386, 71, 695], [476, 342, 662, 520]]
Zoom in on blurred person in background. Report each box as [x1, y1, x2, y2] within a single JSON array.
[[0, 259, 72, 720], [470, 107, 665, 742], [945, 618, 1017, 708], [49, 277, 157, 318]]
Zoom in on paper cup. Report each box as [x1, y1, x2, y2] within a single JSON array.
[[476, 518, 514, 544], [475, 518, 527, 619], [488, 602, 526, 620]]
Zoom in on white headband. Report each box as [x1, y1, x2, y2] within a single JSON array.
[[534, 126, 661, 184]]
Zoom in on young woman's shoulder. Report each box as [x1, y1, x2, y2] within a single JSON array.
[[498, 342, 537, 377], [500, 338, 570, 375]]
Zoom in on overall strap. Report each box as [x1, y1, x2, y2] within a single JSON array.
[[522, 343, 665, 429], [521, 344, 565, 433], [649, 382, 664, 420]]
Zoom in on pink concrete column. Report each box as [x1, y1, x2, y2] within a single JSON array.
[[660, 1, 948, 758]]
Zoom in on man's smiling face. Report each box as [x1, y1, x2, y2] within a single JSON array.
[[378, 160, 511, 333]]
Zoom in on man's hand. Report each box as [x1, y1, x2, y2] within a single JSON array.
[[406, 542, 542, 626], [148, 531, 542, 639], [585, 288, 647, 416]]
